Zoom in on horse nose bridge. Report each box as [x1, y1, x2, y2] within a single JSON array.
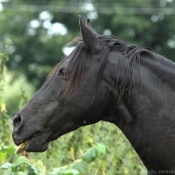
[[13, 113, 23, 132]]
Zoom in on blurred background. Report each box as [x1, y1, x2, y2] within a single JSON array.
[[0, 0, 175, 174]]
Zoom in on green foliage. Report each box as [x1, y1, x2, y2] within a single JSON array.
[[1, 0, 175, 88], [0, 145, 15, 162], [0, 39, 11, 101], [1, 156, 39, 175], [0, 143, 107, 175], [47, 143, 107, 175], [0, 39, 12, 147], [3, 71, 35, 116], [81, 147, 97, 163]]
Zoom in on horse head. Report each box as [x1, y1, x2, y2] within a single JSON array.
[[12, 17, 115, 153]]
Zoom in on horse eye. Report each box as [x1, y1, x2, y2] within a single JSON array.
[[58, 68, 66, 76]]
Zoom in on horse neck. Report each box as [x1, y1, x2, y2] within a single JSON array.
[[103, 53, 175, 172]]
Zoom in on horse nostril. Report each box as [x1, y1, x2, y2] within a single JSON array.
[[13, 114, 22, 131]]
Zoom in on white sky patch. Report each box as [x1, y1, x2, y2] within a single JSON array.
[[167, 39, 175, 48], [82, 3, 97, 20], [30, 19, 40, 28], [82, 2, 95, 11], [48, 22, 67, 36], [43, 20, 52, 29], [39, 11, 53, 21], [39, 11, 67, 36], [87, 12, 98, 20], [27, 28, 36, 36], [103, 29, 111, 35], [63, 46, 75, 56], [151, 15, 158, 23], [0, 2, 3, 11]]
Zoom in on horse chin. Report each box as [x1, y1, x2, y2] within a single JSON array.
[[25, 136, 49, 153]]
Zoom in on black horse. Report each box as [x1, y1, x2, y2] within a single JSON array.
[[12, 17, 175, 174]]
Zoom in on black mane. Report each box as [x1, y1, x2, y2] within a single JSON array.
[[47, 35, 175, 96], [65, 35, 156, 93]]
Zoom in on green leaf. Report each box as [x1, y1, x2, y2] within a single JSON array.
[[62, 168, 79, 175], [0, 169, 14, 175], [36, 160, 46, 175], [49, 167, 67, 175], [0, 162, 13, 169], [49, 167, 79, 175], [5, 146, 15, 154], [0, 145, 15, 155], [94, 143, 107, 156], [81, 147, 97, 163], [27, 163, 39, 175], [71, 159, 88, 173], [13, 156, 39, 175], [17, 172, 27, 175], [0, 152, 7, 161], [14, 156, 30, 166]]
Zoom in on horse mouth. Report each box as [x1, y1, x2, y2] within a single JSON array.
[[16, 140, 29, 154], [14, 131, 49, 154], [14, 129, 70, 154]]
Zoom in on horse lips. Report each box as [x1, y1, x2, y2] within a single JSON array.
[[16, 140, 29, 154]]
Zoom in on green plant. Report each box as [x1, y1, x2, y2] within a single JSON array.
[[0, 39, 12, 146], [0, 143, 107, 175], [1, 156, 39, 175], [3, 71, 35, 116]]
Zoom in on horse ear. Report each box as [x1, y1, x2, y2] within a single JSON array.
[[79, 16, 101, 53], [86, 18, 98, 36]]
